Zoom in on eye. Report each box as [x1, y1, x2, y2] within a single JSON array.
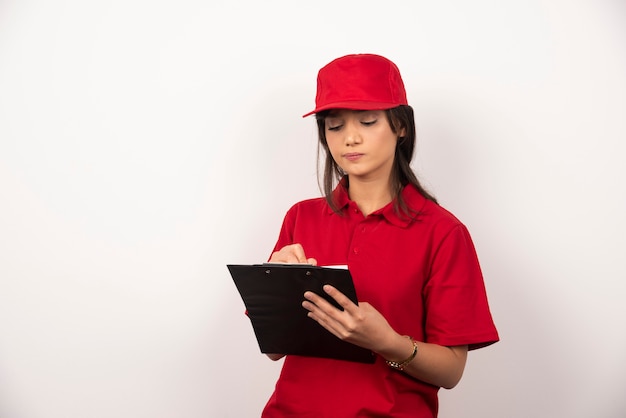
[[326, 118, 343, 131], [359, 111, 379, 126]]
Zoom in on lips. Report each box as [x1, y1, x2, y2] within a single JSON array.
[[343, 152, 364, 161]]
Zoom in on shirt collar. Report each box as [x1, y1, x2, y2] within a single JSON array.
[[328, 178, 429, 228]]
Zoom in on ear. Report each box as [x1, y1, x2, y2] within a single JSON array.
[[397, 126, 406, 138]]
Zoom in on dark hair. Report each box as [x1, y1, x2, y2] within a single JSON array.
[[315, 105, 437, 217]]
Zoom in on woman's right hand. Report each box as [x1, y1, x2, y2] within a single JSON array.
[[269, 243, 317, 265]]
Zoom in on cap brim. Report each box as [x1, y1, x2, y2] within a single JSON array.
[[302, 100, 405, 118]]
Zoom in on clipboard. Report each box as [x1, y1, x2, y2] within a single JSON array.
[[227, 263, 375, 363]]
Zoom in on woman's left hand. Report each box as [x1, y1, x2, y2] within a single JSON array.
[[303, 284, 469, 389], [302, 284, 397, 354]]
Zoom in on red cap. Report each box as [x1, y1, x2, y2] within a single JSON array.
[[303, 53, 408, 117]]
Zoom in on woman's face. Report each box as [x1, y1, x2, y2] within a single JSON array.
[[324, 109, 401, 183]]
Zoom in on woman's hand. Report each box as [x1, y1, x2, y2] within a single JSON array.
[[269, 243, 317, 265], [303, 284, 468, 389], [302, 284, 396, 353]]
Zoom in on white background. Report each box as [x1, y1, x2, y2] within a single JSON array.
[[1, 0, 625, 417]]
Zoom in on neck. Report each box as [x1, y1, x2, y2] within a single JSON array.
[[347, 176, 394, 216]]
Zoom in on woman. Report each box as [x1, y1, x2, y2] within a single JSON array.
[[262, 53, 498, 417]]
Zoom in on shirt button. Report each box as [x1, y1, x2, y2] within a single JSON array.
[[353, 248, 359, 254]]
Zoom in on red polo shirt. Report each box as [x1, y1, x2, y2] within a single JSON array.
[[261, 182, 499, 418]]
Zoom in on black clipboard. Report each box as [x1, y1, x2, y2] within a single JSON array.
[[227, 264, 375, 363]]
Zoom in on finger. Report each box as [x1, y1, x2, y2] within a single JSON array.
[[303, 288, 354, 326], [290, 244, 308, 263], [302, 294, 345, 337], [322, 285, 359, 314], [302, 291, 343, 322], [303, 290, 334, 311], [303, 286, 356, 315], [283, 251, 301, 264], [307, 311, 344, 340], [269, 244, 310, 264], [269, 250, 298, 264]]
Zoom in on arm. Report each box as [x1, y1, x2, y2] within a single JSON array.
[[376, 333, 467, 389], [303, 285, 468, 389]]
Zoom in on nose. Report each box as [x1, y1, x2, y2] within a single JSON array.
[[344, 120, 362, 146]]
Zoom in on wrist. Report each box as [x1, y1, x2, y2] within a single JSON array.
[[383, 336, 419, 371]]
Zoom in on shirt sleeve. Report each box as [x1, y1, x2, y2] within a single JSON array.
[[423, 223, 499, 350]]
